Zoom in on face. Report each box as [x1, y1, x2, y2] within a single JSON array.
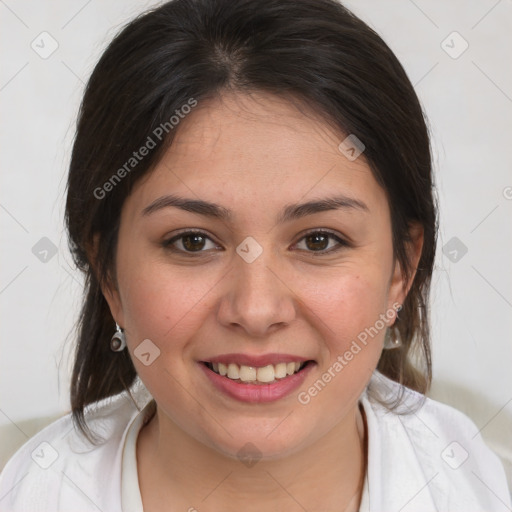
[[104, 92, 419, 460]]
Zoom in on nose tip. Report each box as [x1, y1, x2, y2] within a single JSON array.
[[216, 249, 297, 337]]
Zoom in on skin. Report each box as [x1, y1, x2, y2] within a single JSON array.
[[102, 91, 423, 511]]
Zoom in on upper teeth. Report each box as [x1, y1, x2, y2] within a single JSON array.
[[211, 362, 304, 383]]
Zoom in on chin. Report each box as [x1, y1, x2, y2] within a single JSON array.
[[202, 424, 311, 464]]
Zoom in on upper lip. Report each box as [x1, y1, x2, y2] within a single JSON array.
[[201, 353, 313, 367]]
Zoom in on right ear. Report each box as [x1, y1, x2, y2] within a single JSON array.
[[88, 233, 125, 327]]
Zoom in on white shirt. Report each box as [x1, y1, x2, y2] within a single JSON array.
[[1, 371, 510, 511]]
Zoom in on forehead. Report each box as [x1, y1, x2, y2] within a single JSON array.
[[124, 92, 387, 222]]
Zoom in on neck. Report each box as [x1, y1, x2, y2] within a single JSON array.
[[137, 403, 367, 512]]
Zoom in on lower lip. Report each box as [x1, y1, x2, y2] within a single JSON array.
[[198, 362, 315, 403]]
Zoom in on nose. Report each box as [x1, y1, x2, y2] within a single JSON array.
[[216, 247, 297, 338]]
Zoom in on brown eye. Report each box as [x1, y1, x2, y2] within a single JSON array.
[[163, 231, 219, 253], [304, 233, 329, 251], [182, 233, 206, 251], [295, 230, 348, 254]]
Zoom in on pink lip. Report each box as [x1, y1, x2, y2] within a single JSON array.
[[203, 353, 312, 367], [198, 361, 315, 403]]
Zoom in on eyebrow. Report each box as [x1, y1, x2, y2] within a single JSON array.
[[141, 193, 369, 223]]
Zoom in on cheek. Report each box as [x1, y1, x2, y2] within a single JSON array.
[[116, 262, 217, 405], [297, 265, 391, 387], [299, 264, 391, 333], [296, 274, 389, 410], [115, 249, 231, 380]]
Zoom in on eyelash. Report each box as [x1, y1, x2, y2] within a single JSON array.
[[162, 229, 350, 256]]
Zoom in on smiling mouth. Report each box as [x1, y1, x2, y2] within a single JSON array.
[[202, 360, 314, 385]]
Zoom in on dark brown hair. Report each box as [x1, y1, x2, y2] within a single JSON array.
[[65, 0, 437, 442]]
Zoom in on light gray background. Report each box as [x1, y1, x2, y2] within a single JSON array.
[[1, 0, 511, 482]]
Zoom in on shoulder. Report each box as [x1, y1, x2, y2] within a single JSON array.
[[361, 371, 511, 511], [365, 370, 486, 438], [0, 379, 152, 512]]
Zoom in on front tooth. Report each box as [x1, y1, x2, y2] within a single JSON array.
[[216, 361, 302, 381], [257, 364, 275, 383], [274, 362, 287, 379], [227, 363, 240, 379], [239, 365, 257, 382]]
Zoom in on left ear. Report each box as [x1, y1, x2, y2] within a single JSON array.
[[388, 222, 424, 312]]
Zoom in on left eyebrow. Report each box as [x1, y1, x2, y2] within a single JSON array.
[[141, 193, 369, 222], [278, 195, 369, 223]]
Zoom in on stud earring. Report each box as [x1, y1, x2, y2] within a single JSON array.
[[383, 326, 402, 350], [110, 323, 126, 352]]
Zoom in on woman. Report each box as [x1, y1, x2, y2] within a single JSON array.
[[1, 0, 510, 510]]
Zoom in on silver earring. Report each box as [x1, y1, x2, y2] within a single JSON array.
[[110, 323, 126, 352], [383, 327, 402, 350]]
